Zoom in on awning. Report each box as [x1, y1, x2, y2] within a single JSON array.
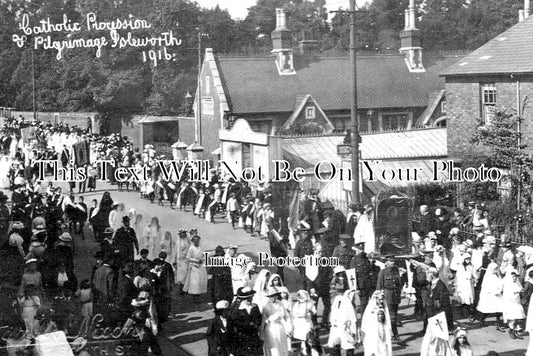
[[211, 147, 221, 155], [171, 140, 188, 149]]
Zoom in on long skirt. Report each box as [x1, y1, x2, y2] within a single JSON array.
[[183, 264, 207, 295]]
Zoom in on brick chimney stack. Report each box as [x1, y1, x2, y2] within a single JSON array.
[[271, 8, 295, 74], [519, 0, 531, 21], [399, 0, 424, 72]]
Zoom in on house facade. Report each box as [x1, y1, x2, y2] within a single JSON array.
[[442, 8, 533, 158], [189, 2, 464, 162]]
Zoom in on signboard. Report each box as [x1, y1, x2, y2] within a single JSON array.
[[21, 127, 37, 144], [337, 144, 352, 156], [35, 331, 73, 356]]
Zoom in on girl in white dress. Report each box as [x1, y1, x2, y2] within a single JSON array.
[[253, 269, 271, 312], [292, 290, 316, 354], [173, 229, 191, 288], [361, 290, 392, 356], [502, 269, 526, 339], [147, 217, 162, 260], [261, 287, 291, 356], [182, 235, 207, 302], [455, 253, 476, 318], [476, 256, 504, 329], [0, 156, 11, 189]]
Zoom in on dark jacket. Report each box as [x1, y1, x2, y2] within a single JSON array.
[[425, 279, 453, 328], [376, 266, 402, 306], [206, 316, 234, 356]]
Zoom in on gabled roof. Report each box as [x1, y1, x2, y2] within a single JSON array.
[[217, 54, 462, 114], [441, 16, 533, 76], [216, 53, 463, 114], [281, 94, 334, 132], [415, 90, 445, 126]]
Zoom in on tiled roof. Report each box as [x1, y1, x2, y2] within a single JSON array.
[[281, 128, 447, 169], [217, 53, 463, 114], [441, 16, 533, 76]]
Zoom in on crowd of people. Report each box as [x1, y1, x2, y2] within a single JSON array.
[[1, 114, 533, 356]]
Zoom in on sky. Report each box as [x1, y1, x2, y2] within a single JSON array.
[[195, 0, 371, 20]]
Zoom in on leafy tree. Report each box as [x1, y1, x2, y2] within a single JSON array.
[[419, 0, 469, 50]]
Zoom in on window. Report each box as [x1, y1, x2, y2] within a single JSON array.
[[481, 84, 496, 124], [201, 96, 214, 115], [204, 75, 210, 94], [441, 101, 447, 114], [242, 143, 252, 169], [333, 118, 348, 132], [305, 106, 316, 119], [381, 113, 409, 131]]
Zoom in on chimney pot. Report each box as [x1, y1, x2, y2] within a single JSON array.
[[525, 0, 531, 17], [404, 10, 410, 29]]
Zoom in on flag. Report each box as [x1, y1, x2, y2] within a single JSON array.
[[345, 268, 357, 290], [420, 312, 452, 356]]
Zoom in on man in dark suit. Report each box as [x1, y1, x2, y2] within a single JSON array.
[[117, 262, 137, 322], [114, 216, 139, 265], [419, 205, 436, 236], [306, 243, 332, 327], [61, 145, 70, 167], [424, 267, 453, 333], [206, 300, 234, 356]]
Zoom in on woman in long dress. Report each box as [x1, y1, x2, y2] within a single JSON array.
[[361, 290, 392, 356], [182, 235, 207, 303], [0, 156, 11, 189], [253, 269, 271, 312], [147, 217, 162, 260], [476, 255, 504, 329], [329, 289, 360, 355], [261, 287, 291, 356], [160, 231, 173, 263], [292, 290, 317, 354], [455, 253, 476, 317], [173, 229, 190, 288], [133, 213, 144, 247], [502, 269, 526, 339]]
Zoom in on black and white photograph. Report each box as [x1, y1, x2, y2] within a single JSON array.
[[0, 0, 532, 355]]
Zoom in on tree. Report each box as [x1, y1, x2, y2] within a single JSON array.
[[419, 0, 469, 50]]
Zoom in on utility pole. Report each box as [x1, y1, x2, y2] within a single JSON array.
[[349, 0, 360, 204], [32, 49, 36, 121], [333, 0, 360, 203], [196, 29, 203, 146]]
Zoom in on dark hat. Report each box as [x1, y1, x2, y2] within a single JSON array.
[[158, 251, 168, 260], [103, 227, 114, 235], [123, 262, 135, 274], [191, 235, 201, 240], [122, 216, 130, 222], [215, 246, 225, 256], [340, 234, 353, 240], [140, 248, 149, 255], [385, 254, 396, 261], [236, 287, 256, 299], [354, 242, 365, 248]]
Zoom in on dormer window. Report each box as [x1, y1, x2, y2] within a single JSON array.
[[275, 51, 295, 75]]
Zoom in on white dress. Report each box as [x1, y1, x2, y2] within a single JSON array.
[[502, 276, 525, 322], [361, 292, 392, 356], [261, 301, 290, 356], [173, 237, 190, 285], [182, 245, 207, 295], [0, 156, 11, 189], [476, 262, 503, 314], [292, 301, 315, 341], [455, 264, 475, 305], [329, 290, 360, 351]]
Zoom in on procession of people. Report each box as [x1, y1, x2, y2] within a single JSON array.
[[1, 115, 533, 355]]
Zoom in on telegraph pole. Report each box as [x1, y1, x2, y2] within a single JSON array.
[[32, 49, 36, 121], [349, 0, 360, 204], [196, 29, 203, 146], [333, 0, 360, 203]]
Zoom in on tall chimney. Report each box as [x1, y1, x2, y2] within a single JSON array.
[[399, 0, 424, 72], [271, 8, 295, 74], [520, 0, 531, 21]]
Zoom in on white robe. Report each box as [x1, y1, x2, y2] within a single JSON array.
[[0, 156, 11, 189], [183, 245, 207, 295], [476, 262, 503, 314], [173, 237, 191, 285], [261, 301, 290, 356], [361, 292, 392, 356], [329, 290, 360, 351], [455, 264, 475, 305], [353, 213, 375, 253]]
